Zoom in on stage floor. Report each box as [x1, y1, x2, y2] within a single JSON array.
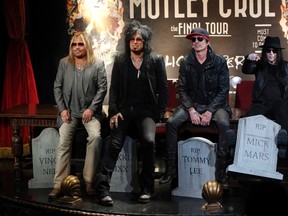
[[0, 158, 288, 216]]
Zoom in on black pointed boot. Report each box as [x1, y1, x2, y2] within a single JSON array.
[[159, 157, 177, 185], [277, 129, 288, 159], [215, 159, 229, 188]]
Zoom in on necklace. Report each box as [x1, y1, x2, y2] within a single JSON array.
[[131, 57, 143, 78], [75, 62, 85, 71]]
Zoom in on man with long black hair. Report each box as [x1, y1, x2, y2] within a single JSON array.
[[242, 36, 288, 157], [95, 20, 168, 206]]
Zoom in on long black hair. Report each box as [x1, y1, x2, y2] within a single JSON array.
[[123, 20, 153, 57], [260, 47, 285, 78]]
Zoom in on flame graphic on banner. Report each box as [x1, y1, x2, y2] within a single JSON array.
[[66, 0, 125, 66], [280, 0, 288, 40]]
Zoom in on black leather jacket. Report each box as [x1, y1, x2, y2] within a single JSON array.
[[242, 57, 288, 103], [178, 46, 231, 115], [109, 52, 168, 122]]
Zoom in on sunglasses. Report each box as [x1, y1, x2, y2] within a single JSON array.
[[191, 37, 205, 42], [265, 48, 277, 54], [129, 38, 143, 43], [71, 42, 84, 47]]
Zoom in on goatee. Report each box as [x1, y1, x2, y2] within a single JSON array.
[[131, 50, 143, 56]]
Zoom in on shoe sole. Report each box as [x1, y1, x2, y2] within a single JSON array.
[[48, 190, 62, 199], [98, 196, 114, 206], [99, 200, 113, 206], [138, 199, 150, 204], [159, 180, 172, 184]]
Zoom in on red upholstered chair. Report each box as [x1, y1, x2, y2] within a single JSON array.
[[234, 80, 254, 109], [166, 79, 179, 113]]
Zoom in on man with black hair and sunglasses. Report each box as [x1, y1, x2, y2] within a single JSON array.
[[242, 36, 288, 157], [160, 27, 236, 186], [95, 20, 168, 206]]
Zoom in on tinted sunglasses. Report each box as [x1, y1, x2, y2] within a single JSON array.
[[265, 48, 277, 54], [71, 42, 84, 47], [129, 38, 143, 43], [191, 37, 205, 42]]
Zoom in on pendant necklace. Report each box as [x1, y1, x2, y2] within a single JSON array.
[[75, 61, 86, 71], [131, 57, 143, 78], [76, 64, 84, 71]]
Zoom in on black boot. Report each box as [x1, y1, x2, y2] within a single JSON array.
[[226, 129, 237, 162], [215, 167, 228, 187], [159, 158, 177, 184], [159, 171, 177, 184], [215, 155, 229, 186], [215, 129, 236, 187], [138, 187, 154, 203], [276, 129, 288, 159]]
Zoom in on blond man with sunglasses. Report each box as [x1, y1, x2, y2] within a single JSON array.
[[160, 27, 236, 186], [242, 36, 288, 157], [49, 31, 107, 199]]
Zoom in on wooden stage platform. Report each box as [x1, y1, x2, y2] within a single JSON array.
[[1, 158, 288, 216]]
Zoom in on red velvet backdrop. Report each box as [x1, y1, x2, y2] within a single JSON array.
[[0, 0, 39, 157]]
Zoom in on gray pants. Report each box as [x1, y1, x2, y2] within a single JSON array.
[[53, 117, 102, 189]]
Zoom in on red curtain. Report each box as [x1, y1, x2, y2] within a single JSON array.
[[0, 0, 39, 155]]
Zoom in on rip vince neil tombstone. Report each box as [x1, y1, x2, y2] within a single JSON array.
[[28, 128, 59, 188]]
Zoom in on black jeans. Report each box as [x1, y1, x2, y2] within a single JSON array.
[[96, 105, 156, 197], [246, 100, 288, 131], [164, 105, 231, 174]]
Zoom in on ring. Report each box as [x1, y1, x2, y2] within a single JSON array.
[[111, 121, 114, 124]]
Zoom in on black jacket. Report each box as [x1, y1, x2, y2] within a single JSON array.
[[178, 46, 231, 115], [108, 52, 168, 122], [242, 57, 288, 103]]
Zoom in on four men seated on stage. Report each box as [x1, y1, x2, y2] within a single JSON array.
[[47, 25, 288, 206]]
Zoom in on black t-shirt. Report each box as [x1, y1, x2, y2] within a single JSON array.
[[194, 58, 209, 105], [126, 60, 151, 106], [262, 64, 283, 101]]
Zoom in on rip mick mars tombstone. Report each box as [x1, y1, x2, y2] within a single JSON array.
[[172, 137, 216, 198], [228, 115, 283, 180]]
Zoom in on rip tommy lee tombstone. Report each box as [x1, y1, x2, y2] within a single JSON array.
[[228, 115, 283, 180], [172, 137, 216, 198]]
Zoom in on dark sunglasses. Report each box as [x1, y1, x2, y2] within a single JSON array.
[[191, 37, 205, 42], [71, 42, 84, 47], [265, 48, 277, 54], [129, 38, 143, 43]]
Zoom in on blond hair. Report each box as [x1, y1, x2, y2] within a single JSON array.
[[68, 31, 95, 66]]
